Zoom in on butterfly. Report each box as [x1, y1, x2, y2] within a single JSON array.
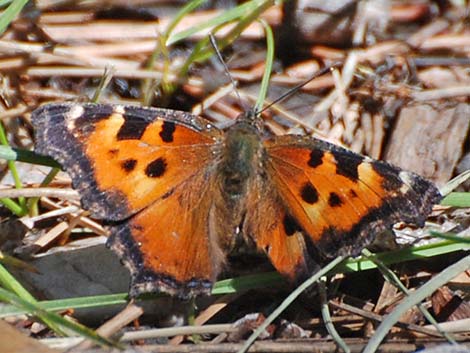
[[32, 103, 441, 299]]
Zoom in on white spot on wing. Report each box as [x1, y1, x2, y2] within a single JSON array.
[[399, 171, 413, 193], [114, 105, 125, 114], [65, 105, 84, 130]]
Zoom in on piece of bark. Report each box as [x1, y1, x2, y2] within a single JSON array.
[[0, 320, 59, 353], [384, 103, 470, 187]]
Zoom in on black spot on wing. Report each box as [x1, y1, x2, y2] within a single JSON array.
[[159, 121, 176, 143], [328, 192, 343, 207], [349, 189, 358, 198], [300, 182, 319, 204], [331, 150, 363, 181], [283, 214, 301, 236], [145, 157, 167, 177], [117, 115, 151, 140], [121, 158, 137, 172], [308, 149, 324, 168]]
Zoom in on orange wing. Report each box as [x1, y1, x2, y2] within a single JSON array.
[[33, 103, 223, 220], [33, 103, 224, 298], [109, 170, 226, 298], [248, 135, 441, 283], [244, 178, 315, 284]]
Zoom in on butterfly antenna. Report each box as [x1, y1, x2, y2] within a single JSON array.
[[259, 62, 341, 114], [209, 34, 250, 112]]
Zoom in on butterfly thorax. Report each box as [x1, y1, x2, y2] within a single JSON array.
[[219, 120, 264, 199]]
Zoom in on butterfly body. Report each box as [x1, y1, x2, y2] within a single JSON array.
[[32, 103, 441, 299], [219, 117, 263, 199]]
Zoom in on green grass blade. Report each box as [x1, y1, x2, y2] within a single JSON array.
[[0, 0, 28, 35], [146, 0, 206, 72], [91, 67, 115, 103], [27, 167, 61, 215], [319, 280, 350, 353], [0, 146, 61, 168], [363, 255, 470, 353], [254, 18, 274, 113], [142, 0, 207, 105], [339, 239, 470, 273], [212, 271, 282, 294], [0, 263, 36, 301], [0, 122, 27, 215], [165, 0, 206, 40], [0, 144, 61, 214], [0, 251, 38, 274], [167, 0, 263, 46], [0, 197, 23, 215], [192, 0, 274, 65], [0, 264, 64, 333], [0, 0, 13, 7], [0, 274, 282, 318], [430, 231, 470, 243], [441, 192, 470, 207], [440, 170, 470, 196], [166, 0, 274, 98], [0, 293, 129, 318]]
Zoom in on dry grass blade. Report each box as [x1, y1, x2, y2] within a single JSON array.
[[73, 303, 143, 350], [0, 187, 79, 200]]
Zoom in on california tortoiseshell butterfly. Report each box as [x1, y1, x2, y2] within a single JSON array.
[[32, 103, 441, 299]]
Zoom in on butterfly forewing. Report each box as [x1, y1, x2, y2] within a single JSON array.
[[263, 135, 441, 264], [33, 103, 223, 221]]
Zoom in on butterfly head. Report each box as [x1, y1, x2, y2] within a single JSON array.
[[235, 107, 265, 133]]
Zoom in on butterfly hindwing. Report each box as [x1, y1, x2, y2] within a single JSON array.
[[244, 177, 316, 284], [108, 169, 226, 298]]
